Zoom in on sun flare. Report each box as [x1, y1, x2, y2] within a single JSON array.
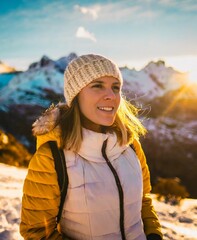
[[188, 71, 197, 83], [163, 55, 197, 84]]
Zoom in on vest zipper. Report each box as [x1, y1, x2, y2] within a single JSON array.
[[101, 139, 126, 240]]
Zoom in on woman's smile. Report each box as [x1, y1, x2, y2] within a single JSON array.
[[97, 106, 114, 111]]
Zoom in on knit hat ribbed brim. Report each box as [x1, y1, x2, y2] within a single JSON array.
[[64, 54, 123, 106]]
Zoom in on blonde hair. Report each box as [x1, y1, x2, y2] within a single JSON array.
[[112, 97, 147, 145], [57, 96, 146, 152]]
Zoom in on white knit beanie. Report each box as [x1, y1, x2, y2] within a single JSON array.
[[64, 54, 123, 107]]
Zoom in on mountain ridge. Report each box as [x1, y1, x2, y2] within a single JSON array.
[[0, 53, 190, 109]]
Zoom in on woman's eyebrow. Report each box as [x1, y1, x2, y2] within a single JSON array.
[[90, 80, 120, 85], [112, 82, 121, 85], [90, 80, 103, 84]]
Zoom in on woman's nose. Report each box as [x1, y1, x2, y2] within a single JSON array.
[[104, 89, 116, 100]]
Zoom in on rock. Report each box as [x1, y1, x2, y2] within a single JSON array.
[[179, 216, 193, 223]]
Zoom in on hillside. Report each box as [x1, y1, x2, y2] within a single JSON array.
[[0, 130, 31, 167]]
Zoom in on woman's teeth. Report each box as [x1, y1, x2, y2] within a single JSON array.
[[98, 107, 113, 111]]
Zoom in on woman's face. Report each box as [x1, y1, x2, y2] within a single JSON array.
[[78, 76, 121, 132]]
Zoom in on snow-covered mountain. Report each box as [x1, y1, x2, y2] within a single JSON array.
[[28, 53, 77, 72], [0, 163, 196, 240], [0, 53, 77, 110], [0, 73, 17, 90], [0, 66, 64, 109], [0, 54, 189, 110], [121, 60, 188, 100]]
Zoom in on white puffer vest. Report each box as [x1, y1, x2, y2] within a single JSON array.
[[60, 129, 146, 240]]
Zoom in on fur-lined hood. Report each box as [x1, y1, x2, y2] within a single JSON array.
[[32, 103, 64, 149]]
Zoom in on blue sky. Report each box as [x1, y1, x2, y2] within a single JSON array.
[[0, 0, 197, 80]]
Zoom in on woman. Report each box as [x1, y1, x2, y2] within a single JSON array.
[[20, 54, 163, 240]]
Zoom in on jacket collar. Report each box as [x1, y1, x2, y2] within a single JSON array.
[[77, 128, 127, 162]]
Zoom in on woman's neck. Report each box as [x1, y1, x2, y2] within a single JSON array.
[[80, 115, 102, 133]]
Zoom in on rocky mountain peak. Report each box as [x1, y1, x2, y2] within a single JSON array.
[[28, 55, 55, 70], [55, 52, 78, 73]]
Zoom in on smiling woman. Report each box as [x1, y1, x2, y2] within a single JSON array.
[[20, 54, 163, 240]]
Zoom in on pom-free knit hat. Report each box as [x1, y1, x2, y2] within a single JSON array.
[[64, 54, 123, 107]]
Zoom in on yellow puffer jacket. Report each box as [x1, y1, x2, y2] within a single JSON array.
[[20, 106, 163, 240]]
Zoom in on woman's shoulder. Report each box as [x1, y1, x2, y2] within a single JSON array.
[[132, 138, 142, 152], [28, 142, 55, 173], [131, 138, 147, 165]]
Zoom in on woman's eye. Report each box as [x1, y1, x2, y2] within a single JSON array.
[[113, 86, 120, 92]]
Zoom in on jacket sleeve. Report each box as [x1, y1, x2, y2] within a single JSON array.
[[133, 139, 163, 239], [20, 142, 63, 240]]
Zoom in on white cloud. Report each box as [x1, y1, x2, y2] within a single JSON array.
[[74, 4, 101, 20], [82, 2, 158, 23], [76, 26, 97, 42]]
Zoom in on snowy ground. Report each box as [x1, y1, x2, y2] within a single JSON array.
[[0, 163, 26, 240], [0, 163, 197, 240]]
